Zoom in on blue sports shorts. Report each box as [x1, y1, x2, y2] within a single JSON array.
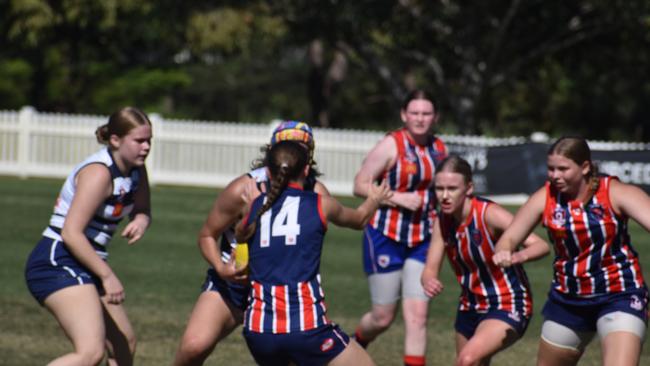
[[362, 225, 429, 275], [542, 288, 649, 332], [455, 308, 530, 339], [243, 323, 350, 366], [201, 268, 250, 311], [25, 236, 103, 304]]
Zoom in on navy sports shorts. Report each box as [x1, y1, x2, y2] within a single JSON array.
[[202, 268, 250, 311], [542, 288, 649, 332], [362, 225, 429, 274], [25, 236, 103, 304], [455, 308, 530, 339], [243, 323, 350, 366]]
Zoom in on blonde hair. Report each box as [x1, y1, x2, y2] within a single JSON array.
[[96, 107, 151, 145]]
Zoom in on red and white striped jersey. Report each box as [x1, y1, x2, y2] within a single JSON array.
[[542, 176, 646, 297], [440, 197, 533, 316], [370, 128, 447, 247]]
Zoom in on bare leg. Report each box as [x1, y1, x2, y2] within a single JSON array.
[[601, 331, 642, 366], [327, 340, 375, 366], [455, 319, 519, 366], [102, 297, 136, 366], [173, 291, 242, 366], [402, 298, 428, 357], [536, 338, 582, 366], [43, 285, 106, 366], [355, 303, 397, 345]]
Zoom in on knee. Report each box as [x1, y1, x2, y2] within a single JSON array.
[[370, 309, 395, 330], [80, 345, 105, 366], [456, 351, 480, 366], [178, 334, 213, 361], [403, 305, 428, 328]]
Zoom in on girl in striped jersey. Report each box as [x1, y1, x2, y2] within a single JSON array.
[[25, 107, 152, 366], [353, 90, 447, 366], [235, 141, 391, 366], [173, 121, 330, 366], [493, 136, 650, 366], [421, 156, 549, 366]]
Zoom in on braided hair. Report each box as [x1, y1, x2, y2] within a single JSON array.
[[255, 141, 310, 219]]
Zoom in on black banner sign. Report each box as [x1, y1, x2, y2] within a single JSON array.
[[447, 143, 650, 195]]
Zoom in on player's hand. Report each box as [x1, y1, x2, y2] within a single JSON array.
[[367, 181, 392, 206], [101, 272, 125, 304], [393, 191, 422, 211], [422, 277, 444, 298], [122, 214, 149, 245], [493, 250, 513, 268], [221, 254, 249, 285]]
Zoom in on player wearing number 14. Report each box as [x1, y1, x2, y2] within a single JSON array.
[[236, 141, 391, 365]]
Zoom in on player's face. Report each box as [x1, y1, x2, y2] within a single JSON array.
[[400, 99, 436, 137], [547, 154, 589, 195], [114, 125, 152, 168], [435, 171, 471, 216]]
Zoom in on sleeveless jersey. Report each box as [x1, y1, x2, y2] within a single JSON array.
[[542, 176, 646, 297], [370, 128, 447, 247], [43, 148, 141, 259], [218, 167, 317, 262], [243, 184, 330, 334], [440, 197, 533, 316]]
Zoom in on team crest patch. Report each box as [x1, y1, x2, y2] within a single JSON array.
[[508, 311, 521, 322], [405, 148, 417, 162], [630, 295, 644, 311], [377, 255, 391, 268], [320, 338, 334, 352], [551, 207, 566, 227]]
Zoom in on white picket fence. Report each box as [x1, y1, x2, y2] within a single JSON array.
[[0, 107, 646, 199]]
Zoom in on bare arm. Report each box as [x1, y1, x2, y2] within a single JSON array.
[[324, 181, 391, 229], [485, 202, 550, 265], [353, 136, 422, 211], [421, 218, 445, 298], [609, 179, 650, 232], [122, 166, 151, 244], [61, 164, 124, 304], [314, 180, 331, 197], [197, 174, 250, 282], [492, 187, 546, 267]]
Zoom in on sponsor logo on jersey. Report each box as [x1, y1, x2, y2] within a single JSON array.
[[589, 204, 604, 220], [378, 255, 390, 268], [404, 163, 418, 174], [470, 229, 482, 246], [112, 203, 124, 217], [320, 338, 334, 352], [572, 207, 582, 216]]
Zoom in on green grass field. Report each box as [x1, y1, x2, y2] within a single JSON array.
[[1, 176, 649, 365]]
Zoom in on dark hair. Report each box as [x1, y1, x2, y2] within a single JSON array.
[[401, 89, 437, 111], [548, 136, 599, 199], [436, 155, 473, 184], [251, 147, 321, 182], [95, 107, 151, 145], [255, 141, 310, 220]]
